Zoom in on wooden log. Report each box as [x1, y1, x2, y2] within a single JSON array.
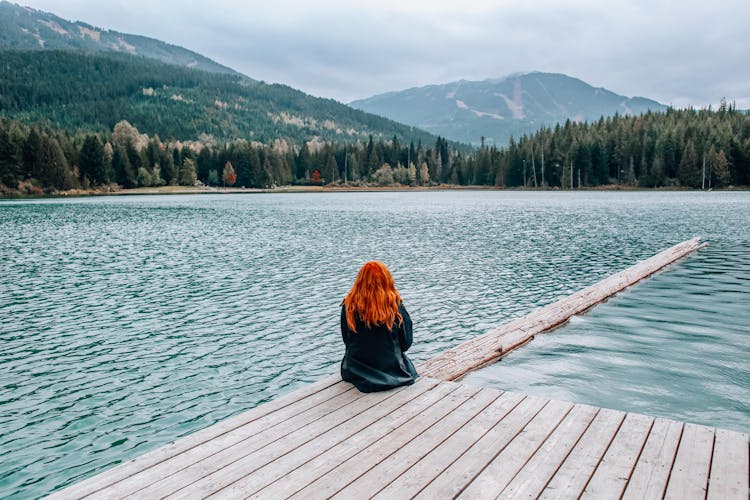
[[418, 237, 705, 381]]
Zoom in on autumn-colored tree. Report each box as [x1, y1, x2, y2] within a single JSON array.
[[310, 169, 322, 185], [222, 161, 237, 186]]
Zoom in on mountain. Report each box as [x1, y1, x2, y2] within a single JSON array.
[[350, 72, 667, 146], [0, 3, 452, 146], [0, 49, 444, 145], [0, 1, 238, 75]]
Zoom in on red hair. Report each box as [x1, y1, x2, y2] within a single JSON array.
[[343, 261, 403, 332]]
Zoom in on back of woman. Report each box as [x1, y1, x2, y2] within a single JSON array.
[[340, 261, 418, 393]]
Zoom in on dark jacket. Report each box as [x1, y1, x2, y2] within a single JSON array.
[[340, 302, 419, 393]]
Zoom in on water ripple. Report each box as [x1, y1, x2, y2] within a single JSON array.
[[1, 191, 749, 498], [464, 244, 750, 434]]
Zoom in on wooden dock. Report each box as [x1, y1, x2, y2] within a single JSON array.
[[50, 238, 749, 499], [49, 377, 748, 499]]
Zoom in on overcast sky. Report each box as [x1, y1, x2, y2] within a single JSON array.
[[15, 0, 750, 108]]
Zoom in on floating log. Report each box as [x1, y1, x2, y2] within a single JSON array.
[[417, 237, 707, 381]]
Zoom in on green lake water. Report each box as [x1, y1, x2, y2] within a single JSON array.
[[0, 191, 748, 498]]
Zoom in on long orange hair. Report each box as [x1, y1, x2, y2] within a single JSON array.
[[343, 261, 403, 332]]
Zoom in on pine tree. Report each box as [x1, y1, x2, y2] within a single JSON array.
[[0, 125, 22, 187], [324, 151, 338, 184], [39, 135, 76, 190], [160, 150, 177, 185], [112, 146, 136, 188], [23, 128, 42, 182], [79, 135, 107, 185], [179, 158, 198, 186], [296, 143, 311, 180], [677, 140, 700, 188], [712, 149, 731, 187]]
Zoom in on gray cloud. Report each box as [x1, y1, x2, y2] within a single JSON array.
[[16, 0, 750, 107]]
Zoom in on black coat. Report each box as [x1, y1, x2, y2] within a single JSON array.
[[340, 302, 419, 393]]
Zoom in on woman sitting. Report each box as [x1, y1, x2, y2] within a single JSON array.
[[340, 261, 418, 393]]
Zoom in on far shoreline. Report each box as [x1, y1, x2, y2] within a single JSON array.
[[1, 183, 748, 200]]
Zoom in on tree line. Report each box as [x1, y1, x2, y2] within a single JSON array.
[[1, 105, 748, 194], [499, 102, 749, 189]]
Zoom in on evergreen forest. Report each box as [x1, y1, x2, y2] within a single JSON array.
[[1, 105, 748, 194], [0, 50, 440, 146]]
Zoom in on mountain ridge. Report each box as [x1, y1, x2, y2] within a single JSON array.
[[0, 1, 240, 76], [350, 72, 667, 145]]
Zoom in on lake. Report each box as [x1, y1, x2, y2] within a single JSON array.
[[1, 191, 748, 498]]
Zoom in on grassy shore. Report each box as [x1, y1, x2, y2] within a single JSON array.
[[1, 183, 747, 200], [1, 184, 501, 199]]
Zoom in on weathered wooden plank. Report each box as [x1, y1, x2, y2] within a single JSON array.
[[540, 407, 626, 499], [458, 399, 574, 498], [664, 423, 715, 500], [622, 418, 684, 500], [707, 428, 749, 500], [251, 380, 461, 499], [581, 412, 654, 500], [289, 383, 483, 500], [203, 378, 442, 499], [126, 383, 367, 498], [334, 387, 503, 499], [413, 396, 548, 500], [373, 391, 526, 499], [497, 404, 599, 499], [164, 378, 419, 499], [418, 237, 705, 381], [48, 375, 343, 499]]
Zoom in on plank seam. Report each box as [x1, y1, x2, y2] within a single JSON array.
[[452, 399, 552, 498], [577, 409, 628, 498], [661, 419, 687, 499], [326, 385, 483, 498], [490, 402, 577, 498], [237, 380, 446, 498], [533, 406, 603, 497], [703, 428, 718, 498], [620, 416, 657, 497], [74, 377, 345, 498], [366, 389, 506, 499], [169, 383, 419, 498], [276, 383, 466, 499]]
